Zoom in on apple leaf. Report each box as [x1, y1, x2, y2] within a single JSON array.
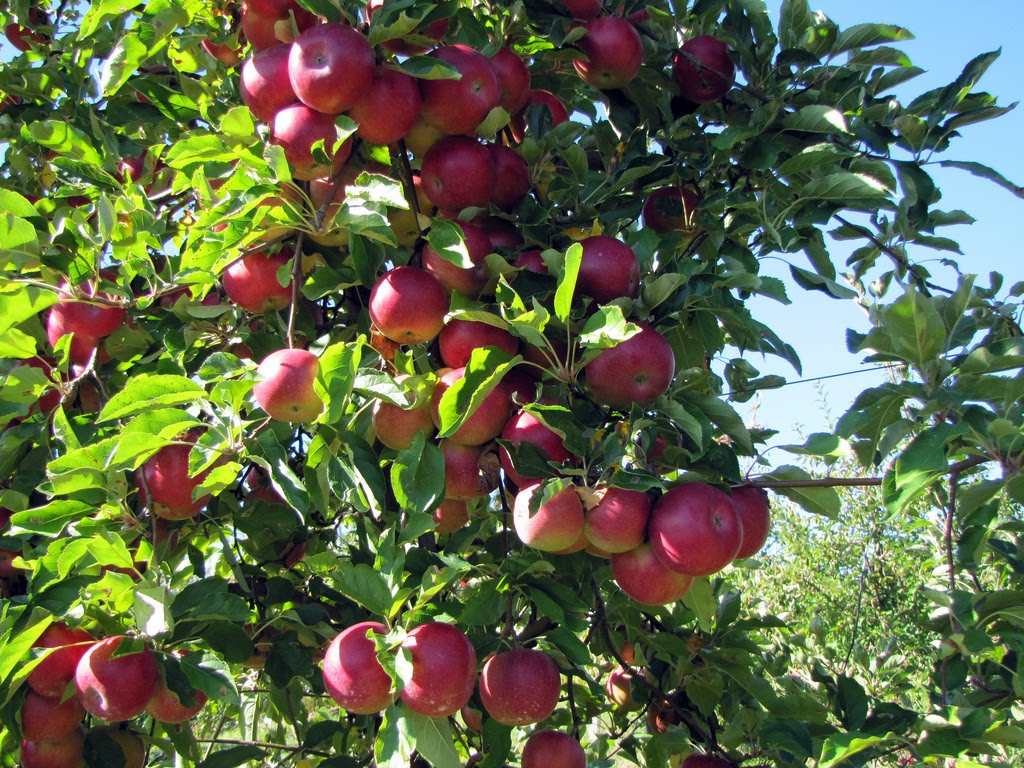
[[330, 562, 394, 618], [406, 709, 461, 768], [133, 585, 173, 637], [0, 213, 41, 269], [480, 718, 513, 768], [436, 347, 521, 439], [375, 706, 415, 768], [426, 219, 474, 269], [819, 732, 893, 767], [99, 374, 207, 422], [391, 431, 445, 516], [783, 105, 851, 134], [396, 55, 462, 80], [683, 577, 716, 632], [553, 242, 583, 323], [9, 500, 93, 536], [24, 121, 104, 167], [196, 747, 268, 768], [759, 465, 841, 518], [578, 305, 641, 350]]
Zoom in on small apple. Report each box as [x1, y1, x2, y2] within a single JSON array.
[[573, 17, 644, 89], [420, 136, 496, 213], [20, 729, 85, 768], [431, 367, 512, 446], [577, 235, 640, 303], [420, 45, 501, 135], [323, 622, 393, 714], [441, 440, 498, 500], [434, 498, 470, 534], [488, 47, 531, 115], [399, 622, 477, 718], [26, 623, 95, 698], [201, 39, 242, 67], [642, 187, 700, 235], [605, 667, 651, 710], [585, 322, 675, 410], [460, 704, 484, 732], [253, 348, 324, 423], [499, 410, 573, 488], [348, 66, 422, 146], [479, 648, 561, 726], [584, 486, 650, 553], [672, 36, 734, 104], [513, 481, 585, 552], [611, 543, 693, 605], [439, 319, 520, 369], [21, 690, 84, 741], [368, 266, 449, 345], [730, 486, 771, 559], [240, 1, 316, 51], [489, 145, 531, 210], [649, 483, 743, 576], [521, 731, 586, 768], [478, 215, 524, 251], [240, 45, 298, 123], [137, 433, 212, 521], [288, 24, 375, 116], [222, 248, 293, 313], [75, 636, 159, 722]]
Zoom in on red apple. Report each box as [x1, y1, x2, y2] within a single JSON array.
[[137, 433, 212, 520], [682, 755, 737, 768], [460, 704, 484, 732], [649, 483, 743, 576], [480, 648, 561, 726], [420, 45, 501, 135], [202, 39, 242, 67], [9, 357, 61, 421], [642, 187, 700, 234], [27, 624, 95, 698], [584, 322, 674, 409], [323, 622, 393, 714], [560, 0, 602, 20], [399, 622, 477, 718], [489, 145, 530, 210], [75, 636, 159, 722], [240, 1, 315, 51], [513, 482, 585, 552], [348, 66, 422, 146], [240, 45, 297, 123], [499, 410, 573, 488], [420, 136, 496, 213], [21, 690, 84, 741], [271, 103, 346, 179], [222, 248, 293, 313], [431, 367, 512, 446], [434, 498, 470, 533], [0, 547, 23, 577], [20, 729, 85, 768], [515, 248, 548, 274], [288, 24, 375, 116], [672, 36, 734, 104], [421, 220, 493, 297], [584, 486, 650, 553], [246, 0, 300, 16], [521, 731, 586, 768], [253, 348, 324, 423], [439, 319, 520, 369], [488, 47, 531, 115], [730, 486, 771, 559], [441, 440, 497, 500], [478, 215, 524, 251], [509, 90, 569, 143], [368, 266, 449, 345], [372, 376, 436, 451], [611, 543, 693, 605], [574, 17, 644, 89], [145, 654, 208, 723], [606, 667, 648, 710], [577, 235, 640, 303]]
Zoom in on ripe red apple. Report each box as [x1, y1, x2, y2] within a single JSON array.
[[431, 367, 512, 446], [460, 704, 484, 732], [253, 348, 324, 423], [434, 498, 470, 533], [288, 24, 375, 116], [271, 103, 345, 179], [515, 248, 548, 274], [368, 266, 449, 345], [20, 729, 85, 768], [649, 483, 743, 576], [323, 622, 393, 714], [145, 654, 208, 723], [499, 410, 573, 488], [21, 690, 84, 741], [420, 45, 501, 135], [420, 136, 496, 213], [439, 319, 519, 369], [8, 357, 61, 422], [348, 66, 422, 146], [489, 145, 531, 210], [46, 297, 124, 366], [585, 322, 674, 409], [366, 0, 448, 55], [672, 36, 735, 104], [0, 547, 23, 577], [682, 755, 737, 768], [509, 90, 569, 143], [611, 543, 693, 605], [421, 220, 493, 297], [27, 623, 95, 698], [137, 434, 212, 520], [584, 486, 650, 553], [246, 0, 301, 16], [240, 1, 315, 51], [480, 648, 561, 726], [478, 215, 524, 251], [560, 0, 602, 20], [75, 636, 159, 722], [730, 486, 771, 559], [5, 8, 48, 53], [372, 380, 437, 451], [522, 731, 586, 768], [574, 17, 644, 89], [577, 235, 640, 303], [513, 481, 585, 552], [441, 440, 497, 500], [488, 47, 531, 115], [88, 727, 145, 768], [642, 187, 700, 234], [222, 248, 293, 313], [240, 45, 297, 123], [399, 622, 477, 718], [201, 39, 242, 67]]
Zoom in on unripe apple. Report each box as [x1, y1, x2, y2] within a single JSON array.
[[75, 636, 159, 722], [574, 17, 644, 89], [513, 482, 585, 552], [649, 483, 743, 576], [522, 731, 586, 768], [480, 648, 561, 726], [288, 24, 375, 115], [439, 319, 520, 369], [323, 622, 394, 714], [253, 348, 324, 423], [489, 145, 531, 211], [26, 623, 95, 698], [201, 38, 242, 67], [577, 235, 640, 303], [605, 667, 650, 710], [434, 498, 470, 533], [611, 543, 693, 605], [399, 622, 477, 718], [349, 66, 422, 146], [584, 486, 650, 553], [240, 44, 297, 123], [421, 136, 496, 213], [499, 410, 573, 488], [585, 322, 674, 410], [730, 486, 771, 559], [441, 440, 498, 500], [672, 36, 734, 104], [460, 704, 484, 732], [222, 248, 293, 313], [20, 728, 85, 768], [421, 220, 493, 297], [420, 45, 501, 135], [137, 433, 212, 520], [21, 690, 84, 741], [431, 367, 512, 446], [368, 266, 449, 345]]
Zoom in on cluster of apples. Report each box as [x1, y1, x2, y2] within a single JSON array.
[[19, 624, 207, 768], [322, 620, 587, 764]]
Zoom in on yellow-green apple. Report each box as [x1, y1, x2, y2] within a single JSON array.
[[145, 653, 208, 723], [137, 433, 212, 520], [574, 17, 644, 89], [730, 486, 771, 559], [399, 622, 477, 718], [421, 220, 493, 296], [27, 623, 95, 698], [434, 498, 469, 533], [420, 45, 500, 135], [368, 266, 449, 344], [577, 235, 640, 303], [480, 648, 561, 726], [21, 690, 84, 741], [371, 376, 436, 451], [404, 117, 445, 156], [584, 486, 650, 553], [253, 348, 324, 423], [441, 440, 497, 500], [642, 187, 699, 235], [649, 483, 742, 576], [75, 636, 159, 722], [439, 319, 520, 369], [672, 36, 734, 104], [240, 44, 297, 123], [271, 103, 346, 179], [611, 543, 693, 605], [288, 24, 375, 115], [222, 248, 293, 313], [489, 145, 530, 210], [431, 367, 512, 445], [420, 136, 496, 213], [20, 728, 85, 768], [499, 410, 573, 488], [585, 322, 674, 409], [488, 47, 531, 115], [522, 731, 586, 768], [322, 622, 393, 714], [513, 482, 585, 552], [348, 66, 422, 146]]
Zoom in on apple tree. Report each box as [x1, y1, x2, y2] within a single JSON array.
[[0, 0, 1023, 767]]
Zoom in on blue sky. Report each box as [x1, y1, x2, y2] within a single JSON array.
[[747, 0, 1024, 448]]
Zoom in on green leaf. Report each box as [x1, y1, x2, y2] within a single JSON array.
[[860, 287, 947, 367], [779, 0, 812, 50], [391, 432, 445, 516], [24, 122, 103, 167], [331, 562, 394, 618], [437, 347, 521, 439], [886, 426, 951, 513], [833, 23, 912, 53], [406, 709, 461, 768], [426, 219, 474, 269], [0, 214, 41, 268], [758, 465, 841, 518], [133, 585, 173, 637], [375, 706, 415, 768], [939, 160, 1024, 199], [801, 172, 890, 201], [553, 242, 583, 323], [819, 732, 891, 767], [100, 33, 151, 96], [789, 265, 857, 299], [196, 747, 268, 768], [683, 577, 715, 632], [99, 374, 207, 422], [779, 433, 852, 458], [783, 105, 850, 134], [578, 306, 640, 350]]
